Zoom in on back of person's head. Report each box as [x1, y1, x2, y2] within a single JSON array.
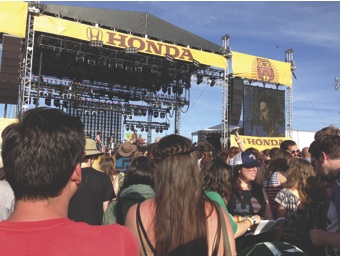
[[285, 158, 317, 204], [153, 134, 198, 192], [122, 156, 154, 190], [309, 135, 340, 160], [1, 107, 85, 201], [264, 158, 290, 180], [262, 149, 271, 158], [200, 151, 213, 166], [228, 146, 241, 159], [314, 125, 340, 141], [271, 148, 292, 162], [201, 159, 232, 203], [100, 153, 116, 181], [301, 147, 311, 159], [215, 148, 229, 163], [152, 134, 208, 255], [280, 140, 297, 151], [269, 147, 281, 159], [146, 143, 157, 160]]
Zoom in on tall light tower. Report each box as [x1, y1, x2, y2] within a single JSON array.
[[220, 34, 232, 149], [285, 49, 295, 139]]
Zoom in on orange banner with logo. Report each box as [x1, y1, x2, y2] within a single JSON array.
[[231, 51, 292, 86], [0, 2, 28, 38], [33, 15, 227, 69], [230, 135, 291, 151]]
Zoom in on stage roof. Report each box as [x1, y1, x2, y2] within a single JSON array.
[[39, 3, 223, 53]]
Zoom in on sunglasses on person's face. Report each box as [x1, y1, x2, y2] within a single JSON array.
[[290, 149, 300, 154]]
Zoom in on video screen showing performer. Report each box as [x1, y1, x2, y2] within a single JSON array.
[[243, 85, 285, 137]]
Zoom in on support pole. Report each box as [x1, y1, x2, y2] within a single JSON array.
[[285, 49, 295, 138], [220, 35, 232, 149]]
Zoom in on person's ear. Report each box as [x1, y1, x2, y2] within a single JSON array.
[[320, 151, 328, 163], [70, 163, 82, 185]]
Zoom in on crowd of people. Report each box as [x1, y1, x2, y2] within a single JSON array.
[[0, 107, 339, 256]]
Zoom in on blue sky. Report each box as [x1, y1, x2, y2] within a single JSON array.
[[1, 1, 340, 142]]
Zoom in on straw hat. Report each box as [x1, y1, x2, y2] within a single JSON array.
[[85, 138, 103, 156]]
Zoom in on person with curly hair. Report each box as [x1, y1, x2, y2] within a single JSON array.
[[202, 159, 259, 238], [227, 151, 273, 252], [275, 158, 320, 255]]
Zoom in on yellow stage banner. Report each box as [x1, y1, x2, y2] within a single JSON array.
[[0, 2, 28, 38], [0, 118, 17, 144], [34, 15, 227, 69], [230, 135, 291, 152], [231, 51, 292, 86]]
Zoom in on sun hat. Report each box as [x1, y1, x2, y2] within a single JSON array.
[[233, 151, 260, 167], [85, 138, 103, 156], [117, 142, 137, 157]]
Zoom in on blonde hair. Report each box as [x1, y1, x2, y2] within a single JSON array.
[[285, 158, 317, 204]]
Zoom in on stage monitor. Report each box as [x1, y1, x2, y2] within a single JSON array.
[[243, 85, 285, 137]]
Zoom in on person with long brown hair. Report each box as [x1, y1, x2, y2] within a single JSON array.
[[125, 134, 236, 256], [201, 159, 260, 239], [262, 149, 292, 218], [227, 151, 273, 252], [275, 158, 319, 255]]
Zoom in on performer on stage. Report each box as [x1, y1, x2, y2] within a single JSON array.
[[130, 129, 138, 145], [137, 134, 145, 147], [95, 131, 102, 151]]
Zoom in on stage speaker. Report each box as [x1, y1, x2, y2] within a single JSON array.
[[228, 77, 243, 126], [0, 34, 23, 104]]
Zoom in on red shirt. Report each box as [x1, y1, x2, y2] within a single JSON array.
[[0, 218, 139, 256]]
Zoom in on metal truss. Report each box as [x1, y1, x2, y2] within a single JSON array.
[[220, 35, 232, 149], [19, 10, 37, 115], [36, 34, 197, 82], [174, 105, 181, 135], [285, 49, 295, 138]]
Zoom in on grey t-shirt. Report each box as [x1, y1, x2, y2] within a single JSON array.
[[0, 180, 15, 221]]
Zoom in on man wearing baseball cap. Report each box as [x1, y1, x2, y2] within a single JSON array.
[[68, 138, 115, 225]]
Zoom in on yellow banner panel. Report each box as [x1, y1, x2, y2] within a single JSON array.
[[232, 51, 292, 86], [0, 2, 28, 38], [34, 15, 227, 70], [0, 118, 17, 145], [230, 135, 291, 152]]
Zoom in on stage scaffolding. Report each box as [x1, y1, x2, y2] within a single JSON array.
[[18, 3, 223, 145]]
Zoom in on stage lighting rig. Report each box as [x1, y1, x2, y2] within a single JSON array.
[[196, 74, 203, 85], [193, 59, 200, 67], [89, 40, 103, 47], [165, 54, 174, 63], [125, 47, 138, 54]]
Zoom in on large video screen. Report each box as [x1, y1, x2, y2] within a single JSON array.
[[243, 85, 285, 137]]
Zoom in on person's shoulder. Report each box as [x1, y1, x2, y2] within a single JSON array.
[[205, 190, 221, 200], [72, 221, 135, 239]]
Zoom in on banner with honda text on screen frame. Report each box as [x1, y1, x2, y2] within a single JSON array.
[[0, 2, 28, 38], [230, 135, 291, 152], [33, 15, 228, 69], [231, 51, 292, 87]]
